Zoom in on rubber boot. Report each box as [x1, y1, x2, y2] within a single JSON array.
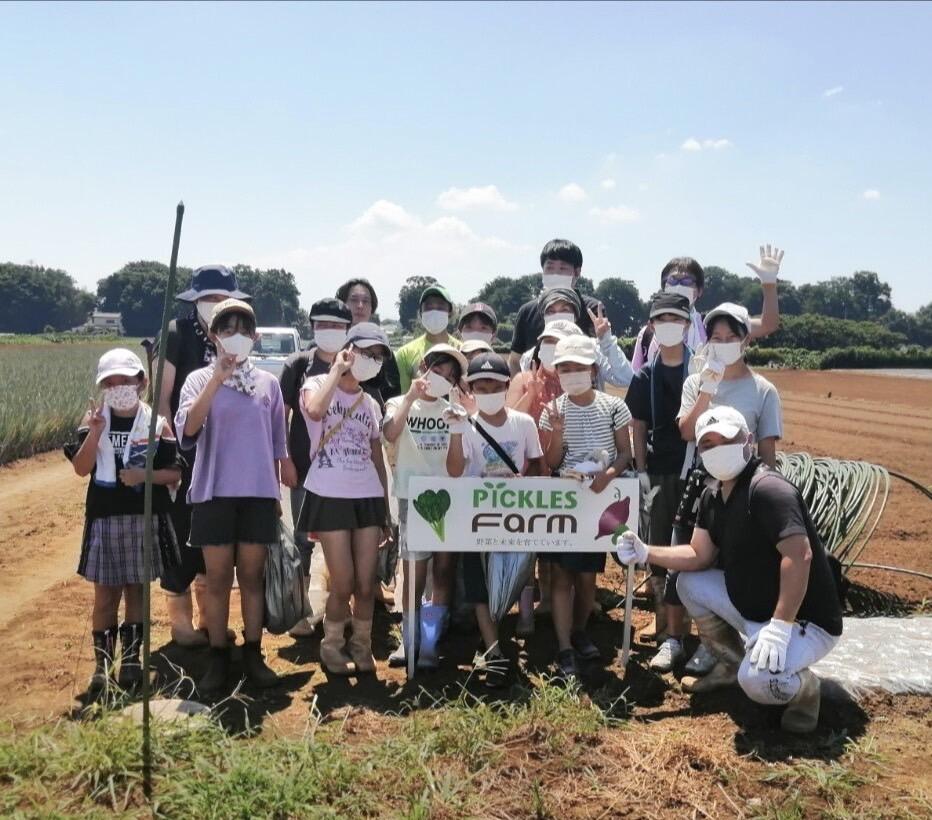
[[641, 576, 669, 643], [516, 587, 535, 638], [348, 619, 376, 674], [117, 622, 143, 689], [166, 589, 209, 648], [781, 669, 821, 733], [242, 640, 279, 688], [89, 627, 117, 694], [681, 614, 744, 693], [198, 646, 231, 696], [319, 618, 355, 675], [417, 605, 446, 670]]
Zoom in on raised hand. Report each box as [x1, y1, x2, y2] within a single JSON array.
[[746, 244, 785, 285], [407, 375, 432, 402], [86, 398, 106, 436], [588, 303, 611, 339], [698, 356, 726, 395], [213, 351, 238, 381], [526, 362, 546, 401], [546, 399, 565, 434], [333, 347, 355, 375]]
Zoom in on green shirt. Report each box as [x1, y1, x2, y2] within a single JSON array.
[[395, 333, 461, 394]]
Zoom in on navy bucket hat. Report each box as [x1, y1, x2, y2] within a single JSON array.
[[176, 265, 250, 302]]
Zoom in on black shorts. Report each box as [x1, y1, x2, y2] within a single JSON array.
[[297, 491, 386, 533], [539, 551, 606, 574], [189, 497, 280, 547], [462, 553, 489, 605]]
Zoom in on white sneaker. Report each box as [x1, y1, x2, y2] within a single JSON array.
[[684, 643, 717, 676], [649, 638, 685, 672]]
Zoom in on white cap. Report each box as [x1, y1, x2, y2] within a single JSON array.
[[460, 339, 494, 356], [704, 302, 751, 334], [96, 348, 145, 386], [538, 319, 584, 341], [552, 334, 598, 366], [695, 405, 750, 444], [423, 343, 469, 375]]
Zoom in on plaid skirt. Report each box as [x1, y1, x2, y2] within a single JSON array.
[[78, 513, 181, 586]]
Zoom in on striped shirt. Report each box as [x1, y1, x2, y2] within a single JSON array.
[[540, 392, 631, 470]]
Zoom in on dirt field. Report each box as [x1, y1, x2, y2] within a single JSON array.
[[1, 369, 930, 815]]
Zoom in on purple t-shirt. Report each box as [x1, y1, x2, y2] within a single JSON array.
[[175, 366, 288, 503]]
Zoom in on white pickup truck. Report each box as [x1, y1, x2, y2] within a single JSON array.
[[250, 327, 301, 378]]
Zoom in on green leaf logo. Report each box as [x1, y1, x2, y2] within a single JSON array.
[[412, 489, 452, 542]]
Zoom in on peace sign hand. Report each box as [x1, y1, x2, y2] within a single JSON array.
[[588, 303, 611, 339], [527, 362, 546, 400], [333, 348, 355, 375], [86, 397, 106, 436], [546, 399, 565, 434], [746, 244, 785, 285], [212, 351, 238, 382]]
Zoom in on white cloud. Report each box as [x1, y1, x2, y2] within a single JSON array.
[[348, 199, 420, 234], [681, 137, 733, 152], [436, 184, 518, 212], [862, 189, 881, 201], [600, 178, 616, 190], [589, 205, 640, 224], [823, 85, 844, 98], [558, 182, 587, 202]]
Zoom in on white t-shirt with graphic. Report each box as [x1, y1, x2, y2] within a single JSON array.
[[384, 395, 450, 498], [460, 408, 544, 478]]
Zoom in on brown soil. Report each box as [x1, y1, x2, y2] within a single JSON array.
[[1, 370, 930, 815]]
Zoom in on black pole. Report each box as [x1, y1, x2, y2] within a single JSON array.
[[141, 201, 184, 799]]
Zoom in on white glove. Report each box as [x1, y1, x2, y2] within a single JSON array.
[[616, 530, 649, 566], [746, 244, 785, 286], [447, 418, 471, 436], [747, 618, 793, 673], [637, 471, 651, 499], [698, 357, 726, 395]]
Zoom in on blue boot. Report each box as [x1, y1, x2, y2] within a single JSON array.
[[417, 605, 447, 670]]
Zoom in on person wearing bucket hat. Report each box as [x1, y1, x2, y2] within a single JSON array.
[[297, 322, 393, 676], [64, 348, 183, 694], [508, 239, 605, 375], [394, 283, 462, 395], [446, 352, 546, 687], [382, 342, 468, 671], [152, 265, 252, 649], [174, 298, 297, 695], [539, 334, 633, 681], [616, 405, 842, 733]]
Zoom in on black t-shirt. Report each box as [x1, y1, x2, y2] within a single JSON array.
[[624, 358, 688, 475], [510, 290, 604, 354], [160, 315, 214, 423], [279, 348, 383, 480], [696, 459, 843, 636], [65, 414, 182, 520]]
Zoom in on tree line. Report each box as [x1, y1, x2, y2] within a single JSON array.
[[2, 260, 931, 349]]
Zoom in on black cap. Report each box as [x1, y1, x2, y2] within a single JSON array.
[[176, 265, 250, 302], [649, 291, 691, 320], [466, 352, 510, 383], [309, 298, 352, 324]]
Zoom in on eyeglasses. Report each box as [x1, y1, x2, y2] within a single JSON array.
[[348, 296, 372, 306], [355, 347, 385, 363], [665, 275, 697, 287]]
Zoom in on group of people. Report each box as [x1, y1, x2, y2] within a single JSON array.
[[67, 238, 843, 733]]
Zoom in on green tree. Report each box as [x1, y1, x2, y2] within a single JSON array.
[[97, 261, 193, 336], [0, 263, 96, 332], [472, 274, 540, 323], [797, 271, 891, 321], [397, 275, 438, 330], [594, 277, 646, 337], [231, 265, 303, 328], [754, 314, 908, 351]]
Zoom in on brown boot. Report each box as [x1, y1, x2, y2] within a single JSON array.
[[781, 670, 821, 733], [348, 618, 376, 673], [166, 590, 209, 648], [681, 613, 744, 693], [641, 576, 669, 642], [319, 618, 355, 675]]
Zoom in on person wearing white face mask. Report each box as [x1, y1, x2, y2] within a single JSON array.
[[154, 265, 251, 650], [539, 335, 633, 681], [631, 248, 784, 374], [395, 284, 462, 395], [447, 353, 546, 687], [616, 406, 843, 734], [383, 344, 468, 671], [175, 299, 298, 695], [508, 239, 604, 376], [297, 322, 393, 676]]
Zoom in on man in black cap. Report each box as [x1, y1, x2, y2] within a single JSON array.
[[155, 265, 250, 647]]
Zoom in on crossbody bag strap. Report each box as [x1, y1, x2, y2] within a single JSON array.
[[471, 418, 521, 476], [309, 391, 365, 466]]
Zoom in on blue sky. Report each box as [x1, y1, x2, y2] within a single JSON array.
[[2, 1, 930, 314]]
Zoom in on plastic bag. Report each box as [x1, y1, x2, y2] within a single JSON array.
[[485, 551, 536, 623], [264, 523, 312, 634]]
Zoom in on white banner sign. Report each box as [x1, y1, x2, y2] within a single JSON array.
[[406, 476, 639, 553]]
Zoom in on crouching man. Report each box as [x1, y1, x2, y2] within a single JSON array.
[[616, 405, 842, 733]]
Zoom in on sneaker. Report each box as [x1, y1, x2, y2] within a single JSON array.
[[684, 643, 717, 676], [556, 649, 579, 681], [288, 617, 317, 639], [570, 630, 600, 661], [388, 642, 408, 668], [649, 637, 685, 672], [483, 653, 510, 689]]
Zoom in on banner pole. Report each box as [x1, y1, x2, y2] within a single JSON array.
[[141, 200, 185, 799], [406, 557, 416, 680]]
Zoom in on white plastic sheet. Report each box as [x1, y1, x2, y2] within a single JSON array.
[[812, 616, 932, 697]]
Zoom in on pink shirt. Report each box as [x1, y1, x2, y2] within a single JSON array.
[[300, 375, 384, 499]]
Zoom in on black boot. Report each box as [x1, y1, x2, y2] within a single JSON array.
[[117, 622, 144, 689], [89, 627, 117, 694], [198, 646, 231, 696], [242, 641, 278, 688]]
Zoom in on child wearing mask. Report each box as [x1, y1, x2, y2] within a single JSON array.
[[67, 348, 182, 694], [447, 352, 546, 687], [176, 299, 297, 694], [457, 302, 498, 346], [395, 284, 461, 394], [539, 335, 633, 680], [382, 344, 468, 670], [298, 322, 393, 675]]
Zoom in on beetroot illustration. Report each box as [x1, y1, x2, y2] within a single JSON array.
[[595, 497, 631, 543]]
